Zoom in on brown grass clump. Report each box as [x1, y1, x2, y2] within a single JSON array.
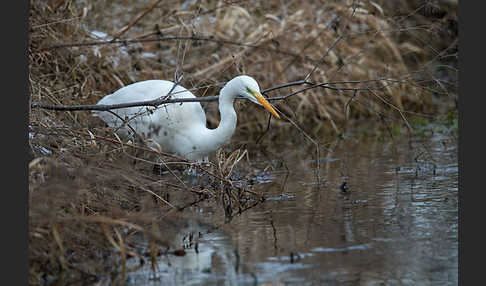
[[28, 0, 457, 284]]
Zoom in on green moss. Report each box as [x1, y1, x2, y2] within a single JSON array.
[[391, 124, 402, 136], [411, 116, 430, 128]]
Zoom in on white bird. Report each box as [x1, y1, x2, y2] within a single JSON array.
[[93, 75, 280, 162]]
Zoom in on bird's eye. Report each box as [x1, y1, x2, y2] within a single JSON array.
[[245, 87, 253, 95]]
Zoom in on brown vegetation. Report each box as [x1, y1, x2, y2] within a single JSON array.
[[28, 0, 457, 284]]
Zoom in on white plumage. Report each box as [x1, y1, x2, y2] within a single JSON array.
[[93, 75, 279, 161]]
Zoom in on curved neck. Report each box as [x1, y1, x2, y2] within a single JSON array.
[[209, 86, 237, 148]]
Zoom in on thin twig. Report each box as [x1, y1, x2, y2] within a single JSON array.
[[120, 173, 176, 209], [110, 0, 163, 42], [366, 87, 413, 132], [304, 35, 344, 81], [272, 105, 321, 186], [106, 110, 145, 145]]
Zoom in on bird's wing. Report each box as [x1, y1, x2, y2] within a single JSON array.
[[95, 80, 207, 130]]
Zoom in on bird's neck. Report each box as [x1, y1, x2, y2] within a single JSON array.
[[210, 89, 237, 148]]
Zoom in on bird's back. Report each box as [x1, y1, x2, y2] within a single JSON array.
[[94, 80, 207, 155]]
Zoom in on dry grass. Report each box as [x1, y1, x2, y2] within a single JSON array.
[[28, 0, 458, 284]]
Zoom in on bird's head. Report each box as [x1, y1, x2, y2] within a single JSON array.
[[228, 75, 280, 119]]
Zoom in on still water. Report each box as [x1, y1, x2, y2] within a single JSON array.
[[123, 132, 458, 285]]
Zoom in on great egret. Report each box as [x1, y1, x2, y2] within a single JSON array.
[[93, 75, 279, 162]]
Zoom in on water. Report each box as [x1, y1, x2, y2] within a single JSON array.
[[121, 133, 458, 285]]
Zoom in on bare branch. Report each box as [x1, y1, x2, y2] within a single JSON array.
[[37, 35, 317, 64], [110, 0, 163, 42], [304, 35, 344, 81], [106, 110, 144, 144], [29, 77, 407, 112], [31, 94, 219, 111]]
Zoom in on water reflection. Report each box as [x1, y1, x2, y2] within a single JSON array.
[[118, 134, 457, 285], [226, 135, 458, 285], [121, 219, 242, 286]]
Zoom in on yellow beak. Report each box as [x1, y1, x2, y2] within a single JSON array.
[[252, 91, 280, 119]]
